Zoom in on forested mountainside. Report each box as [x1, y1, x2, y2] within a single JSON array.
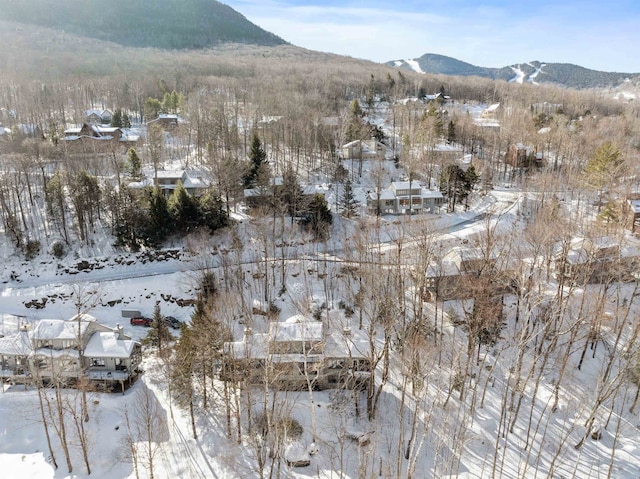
[[0, 0, 286, 49], [389, 53, 640, 89]]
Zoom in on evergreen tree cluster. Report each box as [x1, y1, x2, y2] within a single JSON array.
[[110, 108, 131, 128], [439, 164, 479, 212], [111, 183, 228, 250]]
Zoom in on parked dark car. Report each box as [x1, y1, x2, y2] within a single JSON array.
[[163, 316, 182, 329], [130, 316, 153, 327]]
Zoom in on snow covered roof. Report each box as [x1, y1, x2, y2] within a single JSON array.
[[269, 321, 323, 343], [628, 199, 640, 214], [368, 189, 396, 201], [224, 333, 267, 359], [324, 333, 368, 359], [0, 331, 32, 356], [421, 188, 444, 199], [84, 332, 137, 359], [85, 109, 111, 118], [555, 236, 638, 264], [391, 181, 422, 191], [156, 169, 186, 180], [442, 246, 497, 269], [485, 103, 501, 112], [32, 348, 79, 359], [32, 319, 91, 341]]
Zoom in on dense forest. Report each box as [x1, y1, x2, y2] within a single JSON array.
[[0, 0, 286, 49]]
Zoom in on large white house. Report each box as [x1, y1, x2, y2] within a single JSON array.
[[0, 314, 141, 393], [223, 316, 370, 390], [340, 139, 386, 161], [129, 169, 211, 197], [367, 181, 444, 215]]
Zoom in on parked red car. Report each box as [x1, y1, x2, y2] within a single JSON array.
[[130, 316, 153, 327]]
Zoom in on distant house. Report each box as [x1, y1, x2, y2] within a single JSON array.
[[61, 123, 140, 160], [146, 113, 183, 130], [0, 315, 141, 393], [129, 169, 211, 198], [366, 181, 444, 215], [627, 197, 640, 234], [425, 246, 503, 301], [243, 179, 326, 210], [504, 143, 544, 168], [480, 103, 501, 120], [64, 123, 124, 142], [223, 317, 370, 390], [553, 237, 640, 284], [340, 139, 386, 161], [85, 109, 112, 125]]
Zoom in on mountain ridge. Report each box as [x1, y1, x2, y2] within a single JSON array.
[[0, 0, 286, 50], [388, 53, 640, 89]]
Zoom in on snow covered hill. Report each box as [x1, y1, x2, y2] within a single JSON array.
[[387, 53, 640, 89]]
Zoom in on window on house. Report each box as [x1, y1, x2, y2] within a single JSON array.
[[91, 358, 106, 367]]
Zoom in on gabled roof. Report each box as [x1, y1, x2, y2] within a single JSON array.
[[270, 320, 323, 343], [32, 319, 91, 341], [84, 332, 138, 358], [85, 109, 112, 118], [391, 181, 422, 191], [0, 330, 32, 356]]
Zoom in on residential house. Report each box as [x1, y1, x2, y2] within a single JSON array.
[[627, 197, 640, 234], [223, 317, 370, 390], [424, 246, 502, 301], [61, 123, 140, 162], [367, 181, 444, 215], [129, 169, 211, 198], [85, 109, 112, 125], [480, 103, 501, 120], [0, 315, 141, 393], [243, 179, 326, 210], [553, 237, 640, 284], [0, 328, 31, 381], [341, 139, 386, 161], [146, 113, 183, 130], [504, 143, 544, 168]]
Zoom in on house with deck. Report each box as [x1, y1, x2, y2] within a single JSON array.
[[128, 169, 212, 198], [223, 316, 370, 390], [340, 139, 386, 161], [552, 236, 640, 284], [0, 315, 141, 393], [425, 246, 502, 301], [367, 181, 444, 215]]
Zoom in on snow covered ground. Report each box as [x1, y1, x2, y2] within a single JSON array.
[[2, 187, 640, 478]]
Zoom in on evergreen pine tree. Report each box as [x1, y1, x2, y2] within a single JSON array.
[[302, 194, 333, 240], [198, 191, 228, 233], [340, 179, 359, 218], [143, 187, 172, 247], [447, 120, 456, 145], [244, 132, 267, 187], [110, 109, 123, 128], [168, 181, 200, 234], [126, 148, 142, 179]]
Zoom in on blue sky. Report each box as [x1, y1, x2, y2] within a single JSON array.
[[224, 0, 640, 72]]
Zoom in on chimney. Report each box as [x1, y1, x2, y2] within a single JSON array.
[[115, 323, 126, 339]]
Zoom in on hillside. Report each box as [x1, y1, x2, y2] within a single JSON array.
[[0, 0, 286, 49], [389, 53, 640, 89]]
